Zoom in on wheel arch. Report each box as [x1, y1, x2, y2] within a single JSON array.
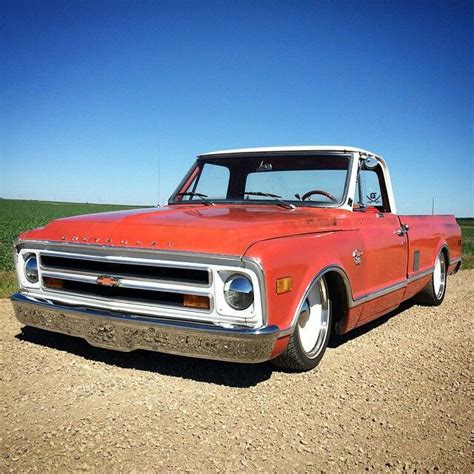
[[324, 270, 351, 335], [435, 242, 449, 267], [440, 245, 449, 265], [284, 265, 353, 336]]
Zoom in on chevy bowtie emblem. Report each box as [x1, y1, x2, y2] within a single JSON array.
[[96, 275, 120, 287]]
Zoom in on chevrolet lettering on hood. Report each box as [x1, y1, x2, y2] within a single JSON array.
[[11, 146, 461, 371]]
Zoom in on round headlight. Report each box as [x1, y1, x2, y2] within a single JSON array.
[[224, 275, 254, 310], [24, 255, 39, 283]]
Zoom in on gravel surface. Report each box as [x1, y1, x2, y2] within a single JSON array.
[[1, 270, 472, 472]]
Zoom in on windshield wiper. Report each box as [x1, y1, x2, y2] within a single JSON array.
[[175, 192, 215, 206], [244, 191, 296, 210]]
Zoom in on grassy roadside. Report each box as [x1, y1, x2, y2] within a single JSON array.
[[0, 271, 17, 298], [0, 199, 473, 297], [457, 218, 474, 270]]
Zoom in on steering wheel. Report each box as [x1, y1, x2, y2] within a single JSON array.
[[301, 189, 338, 202]]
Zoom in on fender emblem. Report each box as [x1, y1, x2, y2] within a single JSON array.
[[352, 249, 363, 265], [96, 275, 120, 287]]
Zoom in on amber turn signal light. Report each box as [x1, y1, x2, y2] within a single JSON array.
[[183, 294, 210, 310], [276, 277, 292, 294], [43, 277, 64, 289]]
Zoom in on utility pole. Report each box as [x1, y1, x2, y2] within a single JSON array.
[[432, 197, 435, 215]]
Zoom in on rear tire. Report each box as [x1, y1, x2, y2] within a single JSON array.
[[272, 276, 332, 372], [413, 251, 447, 306]]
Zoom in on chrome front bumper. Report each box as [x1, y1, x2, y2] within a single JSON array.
[[11, 293, 280, 363]]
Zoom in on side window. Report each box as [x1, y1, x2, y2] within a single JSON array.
[[192, 163, 230, 199], [355, 167, 389, 211]]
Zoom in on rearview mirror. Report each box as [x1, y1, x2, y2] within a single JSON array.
[[257, 161, 272, 172]]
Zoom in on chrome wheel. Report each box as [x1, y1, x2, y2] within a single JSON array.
[[413, 250, 448, 306], [272, 275, 332, 371], [433, 253, 446, 299], [297, 277, 330, 359]]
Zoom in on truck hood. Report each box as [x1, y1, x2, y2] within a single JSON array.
[[19, 204, 354, 256]]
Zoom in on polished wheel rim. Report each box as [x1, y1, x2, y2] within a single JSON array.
[[433, 253, 446, 299], [297, 278, 330, 358]]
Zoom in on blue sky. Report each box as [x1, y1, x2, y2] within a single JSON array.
[[1, 0, 472, 216]]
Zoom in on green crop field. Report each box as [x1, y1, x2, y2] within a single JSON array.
[[457, 218, 474, 270], [0, 199, 473, 297]]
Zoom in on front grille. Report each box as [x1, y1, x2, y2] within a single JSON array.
[[41, 255, 209, 285], [17, 245, 263, 328], [43, 277, 188, 307], [38, 251, 213, 317]]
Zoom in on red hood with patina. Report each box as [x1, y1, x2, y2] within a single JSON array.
[[19, 204, 354, 256]]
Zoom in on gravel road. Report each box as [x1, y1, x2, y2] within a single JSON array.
[[1, 271, 472, 472]]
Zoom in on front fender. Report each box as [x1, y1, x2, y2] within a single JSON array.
[[244, 230, 364, 332]]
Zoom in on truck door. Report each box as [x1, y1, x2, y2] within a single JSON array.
[[354, 161, 408, 324]]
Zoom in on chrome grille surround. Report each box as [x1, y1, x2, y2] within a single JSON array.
[[15, 241, 266, 329]]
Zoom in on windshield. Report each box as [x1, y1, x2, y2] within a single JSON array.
[[170, 154, 352, 207]]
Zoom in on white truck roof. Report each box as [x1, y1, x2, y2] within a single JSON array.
[[199, 146, 381, 158]]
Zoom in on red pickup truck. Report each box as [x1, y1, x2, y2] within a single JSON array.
[[11, 146, 462, 371]]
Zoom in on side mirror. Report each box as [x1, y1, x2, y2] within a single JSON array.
[[364, 156, 379, 170]]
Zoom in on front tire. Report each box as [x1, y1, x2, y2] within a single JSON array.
[[413, 251, 447, 306], [272, 276, 332, 372]]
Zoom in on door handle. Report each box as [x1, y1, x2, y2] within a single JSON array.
[[395, 223, 409, 236]]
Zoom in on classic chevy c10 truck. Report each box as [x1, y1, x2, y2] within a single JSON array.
[[11, 146, 462, 371]]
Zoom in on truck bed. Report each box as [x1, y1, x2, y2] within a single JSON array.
[[399, 215, 461, 278]]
